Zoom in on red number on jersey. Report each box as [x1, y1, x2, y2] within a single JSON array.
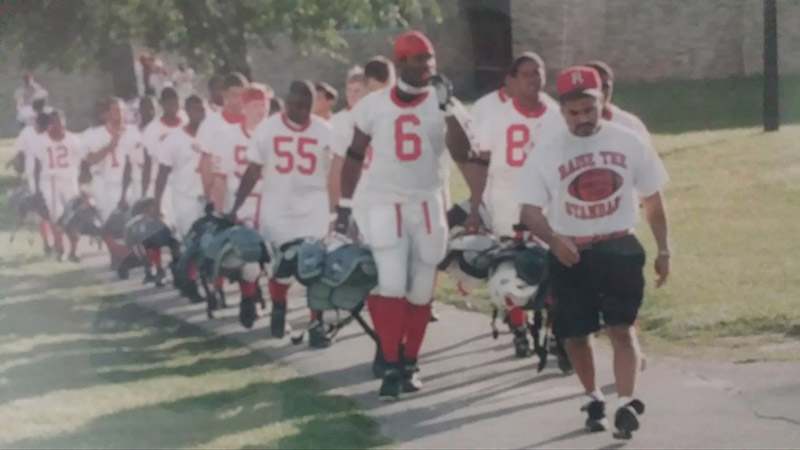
[[234, 145, 248, 178], [274, 136, 294, 174], [297, 137, 318, 175], [394, 115, 422, 162], [47, 145, 70, 169], [505, 124, 530, 167]]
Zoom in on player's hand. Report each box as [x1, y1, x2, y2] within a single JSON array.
[[325, 231, 353, 252], [464, 211, 484, 234], [333, 205, 352, 236], [654, 253, 670, 288], [431, 74, 454, 112], [552, 235, 580, 267]]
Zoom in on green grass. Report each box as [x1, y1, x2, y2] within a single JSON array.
[[0, 146, 388, 448], [445, 125, 800, 361], [611, 75, 800, 133]]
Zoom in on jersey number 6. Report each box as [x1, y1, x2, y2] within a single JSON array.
[[395, 115, 422, 162]]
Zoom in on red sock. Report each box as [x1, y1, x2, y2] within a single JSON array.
[[188, 262, 198, 280], [240, 280, 258, 297], [146, 247, 162, 268], [268, 279, 290, 306], [52, 227, 64, 250], [371, 295, 406, 364], [213, 276, 225, 288], [402, 300, 431, 360], [506, 298, 527, 329], [39, 222, 51, 244], [366, 295, 382, 332]]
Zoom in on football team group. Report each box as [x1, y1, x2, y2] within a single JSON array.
[[10, 30, 671, 440]]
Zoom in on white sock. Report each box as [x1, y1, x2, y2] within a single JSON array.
[[587, 389, 604, 402], [618, 395, 633, 408]]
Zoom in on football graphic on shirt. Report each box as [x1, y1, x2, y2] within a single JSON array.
[[567, 168, 623, 202]]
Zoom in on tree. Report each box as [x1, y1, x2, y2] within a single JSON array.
[[1, 0, 439, 95]]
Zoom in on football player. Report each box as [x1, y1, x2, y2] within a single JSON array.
[[334, 31, 481, 400], [231, 80, 337, 347], [32, 110, 83, 262], [16, 110, 53, 254], [313, 81, 338, 121]]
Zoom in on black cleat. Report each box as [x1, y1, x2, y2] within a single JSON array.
[[154, 267, 166, 288], [513, 330, 532, 358], [239, 295, 258, 329], [372, 346, 387, 379], [552, 339, 573, 374], [43, 244, 53, 256], [68, 253, 80, 263], [308, 321, 331, 348], [117, 261, 130, 280], [401, 359, 423, 393], [184, 282, 204, 304], [378, 365, 402, 401], [143, 267, 155, 284], [582, 400, 609, 432], [270, 303, 286, 338], [55, 247, 64, 262], [613, 399, 645, 440]]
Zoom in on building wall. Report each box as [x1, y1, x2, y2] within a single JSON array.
[[510, 0, 800, 83]]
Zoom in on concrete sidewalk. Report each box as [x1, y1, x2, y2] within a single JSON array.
[[83, 252, 800, 449]]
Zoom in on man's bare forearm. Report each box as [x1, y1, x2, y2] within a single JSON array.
[[642, 192, 670, 252], [520, 204, 558, 247]]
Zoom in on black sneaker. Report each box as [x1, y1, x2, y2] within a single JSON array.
[[117, 259, 130, 280], [401, 359, 423, 393], [154, 267, 166, 288], [372, 346, 386, 379], [43, 244, 53, 256], [239, 296, 257, 329], [55, 247, 64, 262], [270, 303, 286, 338], [613, 399, 645, 440], [581, 399, 609, 432], [378, 365, 402, 401], [513, 329, 531, 358], [68, 253, 80, 263], [308, 321, 331, 348]]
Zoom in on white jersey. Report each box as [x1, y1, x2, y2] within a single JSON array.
[[83, 125, 140, 185], [16, 105, 54, 127], [477, 98, 566, 236], [248, 113, 334, 217], [159, 126, 204, 199], [353, 86, 448, 205], [204, 100, 222, 121], [143, 117, 184, 192], [478, 98, 566, 194], [330, 107, 355, 155], [604, 104, 649, 137], [32, 132, 83, 181], [172, 68, 196, 100], [16, 125, 40, 189], [516, 121, 669, 237], [471, 89, 510, 128]]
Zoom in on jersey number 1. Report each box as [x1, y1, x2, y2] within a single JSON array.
[[47, 145, 69, 169]]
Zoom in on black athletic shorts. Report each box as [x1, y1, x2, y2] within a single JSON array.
[[549, 234, 646, 339]]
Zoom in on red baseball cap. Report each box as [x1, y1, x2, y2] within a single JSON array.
[[556, 66, 603, 98], [394, 30, 435, 61]]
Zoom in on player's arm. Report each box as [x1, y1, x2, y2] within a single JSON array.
[[153, 164, 171, 215], [119, 156, 131, 207], [33, 157, 42, 194], [231, 163, 262, 216], [328, 155, 344, 211], [641, 191, 670, 287], [84, 133, 120, 165], [445, 102, 488, 231], [334, 128, 371, 234], [198, 152, 215, 201], [209, 173, 227, 214], [141, 152, 152, 197]]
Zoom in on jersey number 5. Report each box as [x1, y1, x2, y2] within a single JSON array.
[[506, 124, 530, 167], [395, 115, 422, 162], [274, 137, 318, 175]]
